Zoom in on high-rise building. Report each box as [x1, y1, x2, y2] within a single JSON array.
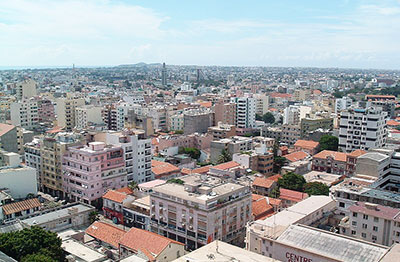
[[339, 107, 387, 153], [253, 94, 269, 115], [213, 100, 236, 126], [16, 78, 37, 101], [62, 142, 127, 206], [104, 130, 152, 183], [231, 97, 256, 129], [335, 96, 353, 114], [75, 105, 103, 130], [10, 99, 39, 131], [183, 108, 213, 135], [161, 62, 167, 86], [56, 94, 85, 131], [149, 174, 252, 250]]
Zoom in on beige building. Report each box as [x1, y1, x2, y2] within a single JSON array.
[[10, 99, 39, 130], [56, 94, 85, 131], [210, 136, 253, 163], [213, 101, 236, 126], [208, 123, 236, 140], [150, 174, 252, 250], [75, 105, 103, 130], [254, 94, 270, 115], [16, 78, 37, 101]]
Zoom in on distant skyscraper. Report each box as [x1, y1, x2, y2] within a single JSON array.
[[161, 62, 167, 86]]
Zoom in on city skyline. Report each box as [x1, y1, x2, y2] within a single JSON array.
[[1, 0, 400, 69]]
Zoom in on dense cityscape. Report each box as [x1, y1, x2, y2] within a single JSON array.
[[0, 63, 399, 262], [1, 0, 400, 261]]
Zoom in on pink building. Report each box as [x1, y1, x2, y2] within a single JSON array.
[[62, 142, 127, 206]]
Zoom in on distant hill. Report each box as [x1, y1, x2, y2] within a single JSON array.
[[117, 62, 162, 67]]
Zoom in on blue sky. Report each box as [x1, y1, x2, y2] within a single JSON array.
[[0, 0, 400, 69]]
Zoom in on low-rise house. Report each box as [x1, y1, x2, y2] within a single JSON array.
[[151, 160, 180, 180], [252, 194, 281, 220], [279, 188, 308, 208], [0, 198, 41, 222], [119, 227, 186, 261], [208, 161, 242, 178], [312, 150, 348, 175], [284, 151, 309, 163], [294, 139, 320, 155], [102, 189, 134, 225], [85, 221, 126, 250], [252, 177, 277, 196], [303, 171, 345, 187]]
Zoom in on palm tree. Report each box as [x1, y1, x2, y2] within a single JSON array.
[[217, 149, 232, 164], [128, 181, 138, 190], [89, 211, 100, 224]]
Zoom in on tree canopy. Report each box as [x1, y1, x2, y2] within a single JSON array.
[[0, 226, 65, 262], [179, 147, 201, 160], [319, 135, 338, 151], [304, 182, 330, 196], [256, 112, 275, 124], [277, 172, 306, 192], [273, 156, 287, 173], [217, 149, 232, 164]]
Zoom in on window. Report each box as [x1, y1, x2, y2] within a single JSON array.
[[339, 202, 345, 208], [353, 212, 358, 217], [352, 221, 357, 226], [363, 214, 369, 220], [351, 230, 356, 235], [362, 233, 366, 238], [374, 217, 379, 223], [362, 224, 367, 229], [373, 226, 378, 232], [372, 235, 377, 242]]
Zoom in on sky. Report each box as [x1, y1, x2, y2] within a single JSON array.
[[0, 0, 400, 69]]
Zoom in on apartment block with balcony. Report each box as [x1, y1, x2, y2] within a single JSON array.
[[62, 142, 127, 206], [104, 130, 152, 183], [56, 94, 85, 131], [150, 174, 252, 250], [339, 107, 387, 153]]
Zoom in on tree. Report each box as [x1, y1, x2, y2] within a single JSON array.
[[179, 147, 201, 160], [256, 114, 263, 121], [269, 187, 280, 198], [167, 178, 184, 184], [128, 181, 138, 190], [0, 226, 65, 262], [217, 149, 232, 164], [277, 172, 306, 192], [89, 210, 100, 224], [262, 112, 275, 124], [174, 130, 184, 134], [273, 156, 287, 173], [304, 182, 329, 196], [319, 135, 339, 151]]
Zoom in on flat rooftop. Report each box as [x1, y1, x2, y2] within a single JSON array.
[[303, 171, 343, 186], [22, 203, 94, 226], [277, 224, 389, 262], [173, 240, 276, 262], [62, 239, 106, 262]]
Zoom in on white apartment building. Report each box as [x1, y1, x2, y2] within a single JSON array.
[[105, 130, 152, 183], [253, 94, 269, 115], [75, 105, 103, 129], [56, 95, 85, 131], [150, 174, 252, 250], [339, 107, 387, 153], [339, 202, 400, 246], [0, 164, 37, 199], [24, 138, 41, 189], [335, 96, 352, 114], [283, 105, 300, 125], [16, 78, 37, 101], [231, 97, 256, 129], [10, 99, 39, 130], [169, 114, 184, 131]]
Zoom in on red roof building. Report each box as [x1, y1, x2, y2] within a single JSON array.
[[85, 221, 126, 249], [151, 160, 180, 180], [284, 151, 310, 162], [279, 188, 308, 208], [252, 177, 277, 196], [294, 140, 320, 155]]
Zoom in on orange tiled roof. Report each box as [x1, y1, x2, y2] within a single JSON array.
[[119, 227, 184, 259], [387, 120, 400, 126], [313, 150, 347, 162], [280, 146, 288, 151], [182, 165, 211, 175], [116, 187, 134, 195], [85, 221, 126, 248], [102, 190, 128, 203], [151, 160, 180, 176], [253, 177, 275, 189], [267, 174, 282, 182], [348, 149, 367, 158], [2, 198, 41, 215], [212, 161, 240, 170], [252, 197, 274, 220], [284, 151, 309, 162], [252, 194, 281, 207], [294, 140, 319, 150], [199, 101, 212, 108], [279, 188, 308, 202]]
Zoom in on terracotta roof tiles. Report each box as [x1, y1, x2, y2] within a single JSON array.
[[85, 221, 126, 248], [2, 198, 41, 215], [102, 190, 128, 203]]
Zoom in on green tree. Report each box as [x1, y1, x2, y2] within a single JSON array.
[[0, 226, 65, 262], [167, 178, 184, 184], [256, 114, 263, 121], [179, 147, 201, 160], [89, 210, 100, 224], [277, 172, 306, 192], [304, 182, 329, 196], [319, 135, 339, 151], [273, 156, 287, 173], [217, 149, 232, 164], [128, 181, 138, 190], [174, 130, 184, 134], [269, 187, 280, 198], [262, 112, 275, 124]]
